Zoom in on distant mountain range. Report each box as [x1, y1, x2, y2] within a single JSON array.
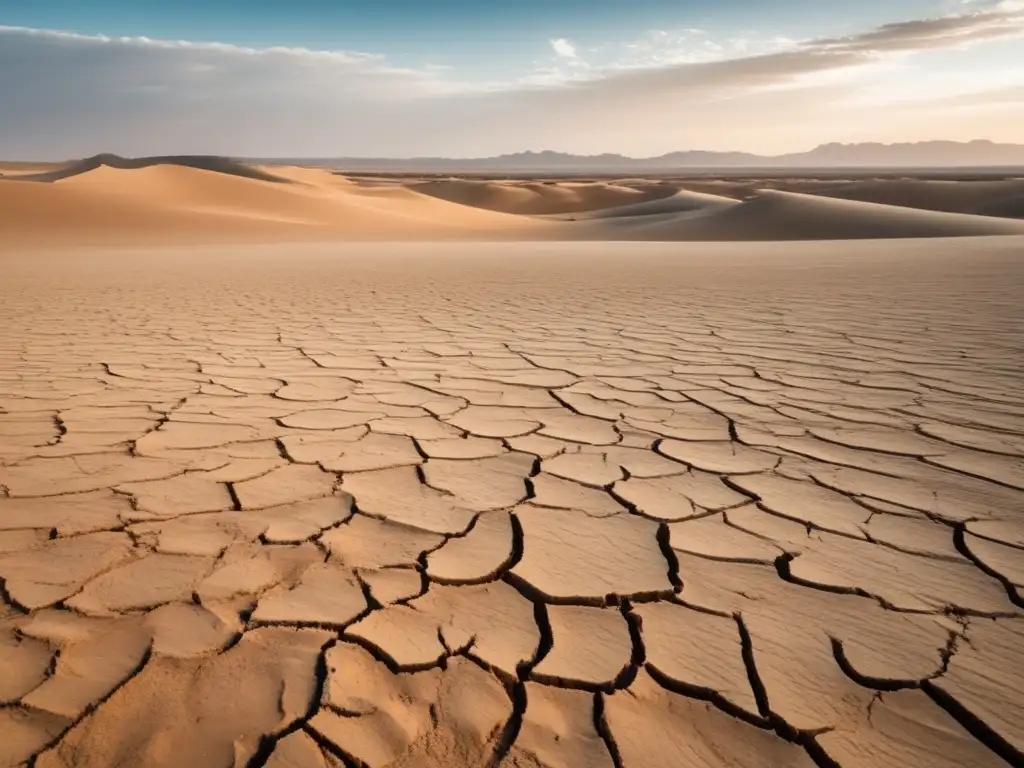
[[258, 141, 1024, 172]]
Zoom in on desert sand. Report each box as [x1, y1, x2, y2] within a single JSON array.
[[1, 156, 1023, 768], [2, 155, 1024, 246]]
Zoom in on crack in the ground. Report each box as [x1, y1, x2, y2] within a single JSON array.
[[829, 636, 925, 692], [655, 522, 683, 593], [26, 645, 155, 765], [953, 524, 1024, 610], [245, 635, 338, 768], [225, 482, 243, 512], [593, 691, 626, 768], [923, 679, 1024, 768], [484, 679, 527, 768]]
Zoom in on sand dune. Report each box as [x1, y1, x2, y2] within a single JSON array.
[[978, 192, 1024, 219], [581, 189, 1024, 241], [15, 153, 292, 184], [4, 157, 1024, 247], [413, 178, 676, 214], [0, 161, 547, 246], [808, 179, 1024, 219], [0, 161, 64, 178], [555, 189, 739, 219], [670, 177, 1024, 220]]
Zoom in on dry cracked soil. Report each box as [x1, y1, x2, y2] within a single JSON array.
[[0, 239, 1022, 768]]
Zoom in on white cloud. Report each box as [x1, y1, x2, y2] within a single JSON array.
[[550, 38, 577, 59], [603, 29, 797, 70], [0, 25, 387, 65]]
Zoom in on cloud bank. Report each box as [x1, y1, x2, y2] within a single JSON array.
[[1, 4, 1022, 159]]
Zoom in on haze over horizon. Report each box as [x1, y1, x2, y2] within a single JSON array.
[[1, 0, 1023, 159]]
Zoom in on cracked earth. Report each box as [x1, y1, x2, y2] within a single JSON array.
[[1, 240, 1022, 768]]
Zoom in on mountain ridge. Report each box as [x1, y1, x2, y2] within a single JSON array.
[[251, 140, 1024, 171]]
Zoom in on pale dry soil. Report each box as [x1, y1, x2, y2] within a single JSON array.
[[1, 239, 1023, 768]]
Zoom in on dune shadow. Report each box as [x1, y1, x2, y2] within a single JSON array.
[[10, 153, 292, 184]]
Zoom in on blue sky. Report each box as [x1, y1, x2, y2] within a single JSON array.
[[1, 0, 1022, 158], [0, 0, 951, 68]]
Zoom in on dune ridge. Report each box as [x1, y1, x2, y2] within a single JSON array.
[[633, 177, 1024, 220], [0, 161, 546, 246], [412, 178, 677, 214], [3, 155, 1024, 247], [554, 189, 739, 220], [580, 189, 1024, 241], [14, 153, 292, 184], [807, 179, 1024, 219]]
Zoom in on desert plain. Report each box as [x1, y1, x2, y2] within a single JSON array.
[[0, 156, 1023, 768]]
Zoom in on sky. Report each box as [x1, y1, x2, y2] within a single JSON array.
[[0, 0, 1022, 158]]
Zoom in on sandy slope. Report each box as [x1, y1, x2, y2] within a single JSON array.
[[808, 179, 1024, 218], [3, 156, 1024, 247], [581, 189, 1024, 241], [648, 177, 1024, 219], [14, 153, 292, 184], [0, 163, 546, 245], [412, 178, 676, 214], [0, 239, 1022, 768], [550, 189, 739, 219]]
